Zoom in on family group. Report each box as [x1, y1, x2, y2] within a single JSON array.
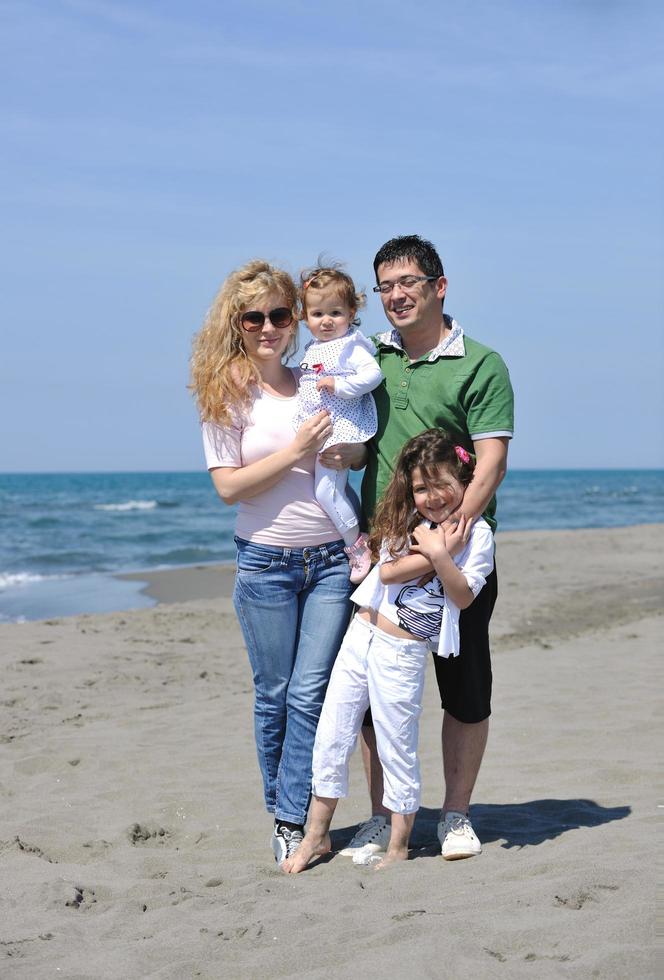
[[190, 235, 514, 871]]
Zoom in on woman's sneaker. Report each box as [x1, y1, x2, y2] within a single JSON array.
[[271, 822, 304, 866], [345, 533, 372, 584], [437, 811, 481, 860], [339, 815, 390, 857]]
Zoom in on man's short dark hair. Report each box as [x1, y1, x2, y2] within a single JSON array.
[[373, 235, 445, 281]]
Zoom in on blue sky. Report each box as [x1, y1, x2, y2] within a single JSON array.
[[2, 0, 662, 471]]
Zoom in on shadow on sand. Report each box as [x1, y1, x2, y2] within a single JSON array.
[[331, 798, 631, 856]]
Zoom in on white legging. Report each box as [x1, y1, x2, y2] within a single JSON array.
[[312, 615, 429, 814], [314, 460, 359, 544]]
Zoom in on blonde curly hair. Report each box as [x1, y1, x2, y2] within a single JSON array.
[[190, 260, 299, 425]]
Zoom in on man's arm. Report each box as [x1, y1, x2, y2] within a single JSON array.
[[457, 437, 509, 522]]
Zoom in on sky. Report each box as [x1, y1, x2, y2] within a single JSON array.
[[1, 0, 662, 472]]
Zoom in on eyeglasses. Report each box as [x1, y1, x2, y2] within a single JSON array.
[[240, 307, 294, 331], [372, 275, 441, 295]]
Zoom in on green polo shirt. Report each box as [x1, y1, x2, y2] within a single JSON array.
[[361, 330, 514, 532]]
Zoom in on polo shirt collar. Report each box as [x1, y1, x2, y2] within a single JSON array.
[[376, 315, 466, 361]]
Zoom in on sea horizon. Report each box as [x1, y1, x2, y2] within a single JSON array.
[[1, 468, 662, 623], [2, 466, 663, 476]]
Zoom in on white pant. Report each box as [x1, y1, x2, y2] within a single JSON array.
[[312, 615, 429, 814]]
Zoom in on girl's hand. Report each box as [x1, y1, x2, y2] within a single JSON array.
[[294, 411, 333, 457], [441, 515, 471, 557], [316, 376, 336, 393], [410, 523, 448, 562]]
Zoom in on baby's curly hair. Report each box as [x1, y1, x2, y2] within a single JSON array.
[[300, 261, 366, 327], [368, 429, 475, 561]]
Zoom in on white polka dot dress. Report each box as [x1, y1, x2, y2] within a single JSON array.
[[294, 330, 381, 450]]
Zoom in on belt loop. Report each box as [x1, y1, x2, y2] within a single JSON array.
[[281, 548, 291, 566], [320, 543, 329, 562]]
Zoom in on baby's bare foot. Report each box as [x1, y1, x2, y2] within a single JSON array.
[[374, 846, 409, 870], [282, 832, 331, 874]]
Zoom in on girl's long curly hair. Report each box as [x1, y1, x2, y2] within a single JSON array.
[[368, 429, 475, 561], [190, 260, 299, 425]]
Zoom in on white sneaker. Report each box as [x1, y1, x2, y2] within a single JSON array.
[[437, 811, 482, 860], [339, 815, 390, 857]]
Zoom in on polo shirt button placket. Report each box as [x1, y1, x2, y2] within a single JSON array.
[[395, 364, 412, 409]]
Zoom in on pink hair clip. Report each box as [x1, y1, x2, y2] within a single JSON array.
[[455, 445, 471, 464]]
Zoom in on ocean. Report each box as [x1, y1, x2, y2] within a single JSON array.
[[1, 469, 662, 623]]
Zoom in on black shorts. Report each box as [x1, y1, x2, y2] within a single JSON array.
[[431, 566, 497, 723], [363, 566, 498, 727]]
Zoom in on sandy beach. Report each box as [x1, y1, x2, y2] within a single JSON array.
[[1, 524, 661, 979]]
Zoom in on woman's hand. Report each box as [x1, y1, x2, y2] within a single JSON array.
[[316, 377, 336, 393], [318, 442, 368, 471], [211, 410, 332, 505], [294, 411, 333, 457]]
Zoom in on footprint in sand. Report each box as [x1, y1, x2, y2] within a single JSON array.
[[553, 882, 617, 910], [128, 822, 171, 845], [65, 885, 97, 910], [80, 839, 112, 861], [12, 836, 57, 863], [216, 923, 264, 942]]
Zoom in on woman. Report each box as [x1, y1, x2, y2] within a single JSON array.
[[191, 260, 354, 865]]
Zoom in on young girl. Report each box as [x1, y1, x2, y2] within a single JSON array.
[[282, 429, 495, 873], [294, 265, 383, 583]]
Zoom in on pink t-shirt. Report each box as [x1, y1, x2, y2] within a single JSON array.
[[202, 375, 341, 547]]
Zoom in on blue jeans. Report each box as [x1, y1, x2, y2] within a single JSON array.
[[233, 537, 353, 825]]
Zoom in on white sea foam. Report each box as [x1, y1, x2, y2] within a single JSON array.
[[94, 500, 158, 512], [0, 572, 67, 591]]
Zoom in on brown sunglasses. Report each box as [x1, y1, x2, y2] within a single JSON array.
[[240, 307, 294, 332]]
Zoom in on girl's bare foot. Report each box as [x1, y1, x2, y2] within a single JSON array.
[[282, 831, 331, 873], [374, 844, 409, 869]]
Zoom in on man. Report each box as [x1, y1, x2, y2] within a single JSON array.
[[324, 235, 513, 860]]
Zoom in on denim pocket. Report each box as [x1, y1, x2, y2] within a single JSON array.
[[235, 540, 279, 575]]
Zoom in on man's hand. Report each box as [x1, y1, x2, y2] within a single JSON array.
[[455, 437, 509, 521], [440, 515, 471, 557], [318, 442, 368, 471], [316, 377, 336, 393]]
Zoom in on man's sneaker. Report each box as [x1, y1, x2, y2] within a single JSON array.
[[345, 533, 372, 584], [271, 822, 304, 866], [437, 811, 482, 860], [339, 815, 390, 857]]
